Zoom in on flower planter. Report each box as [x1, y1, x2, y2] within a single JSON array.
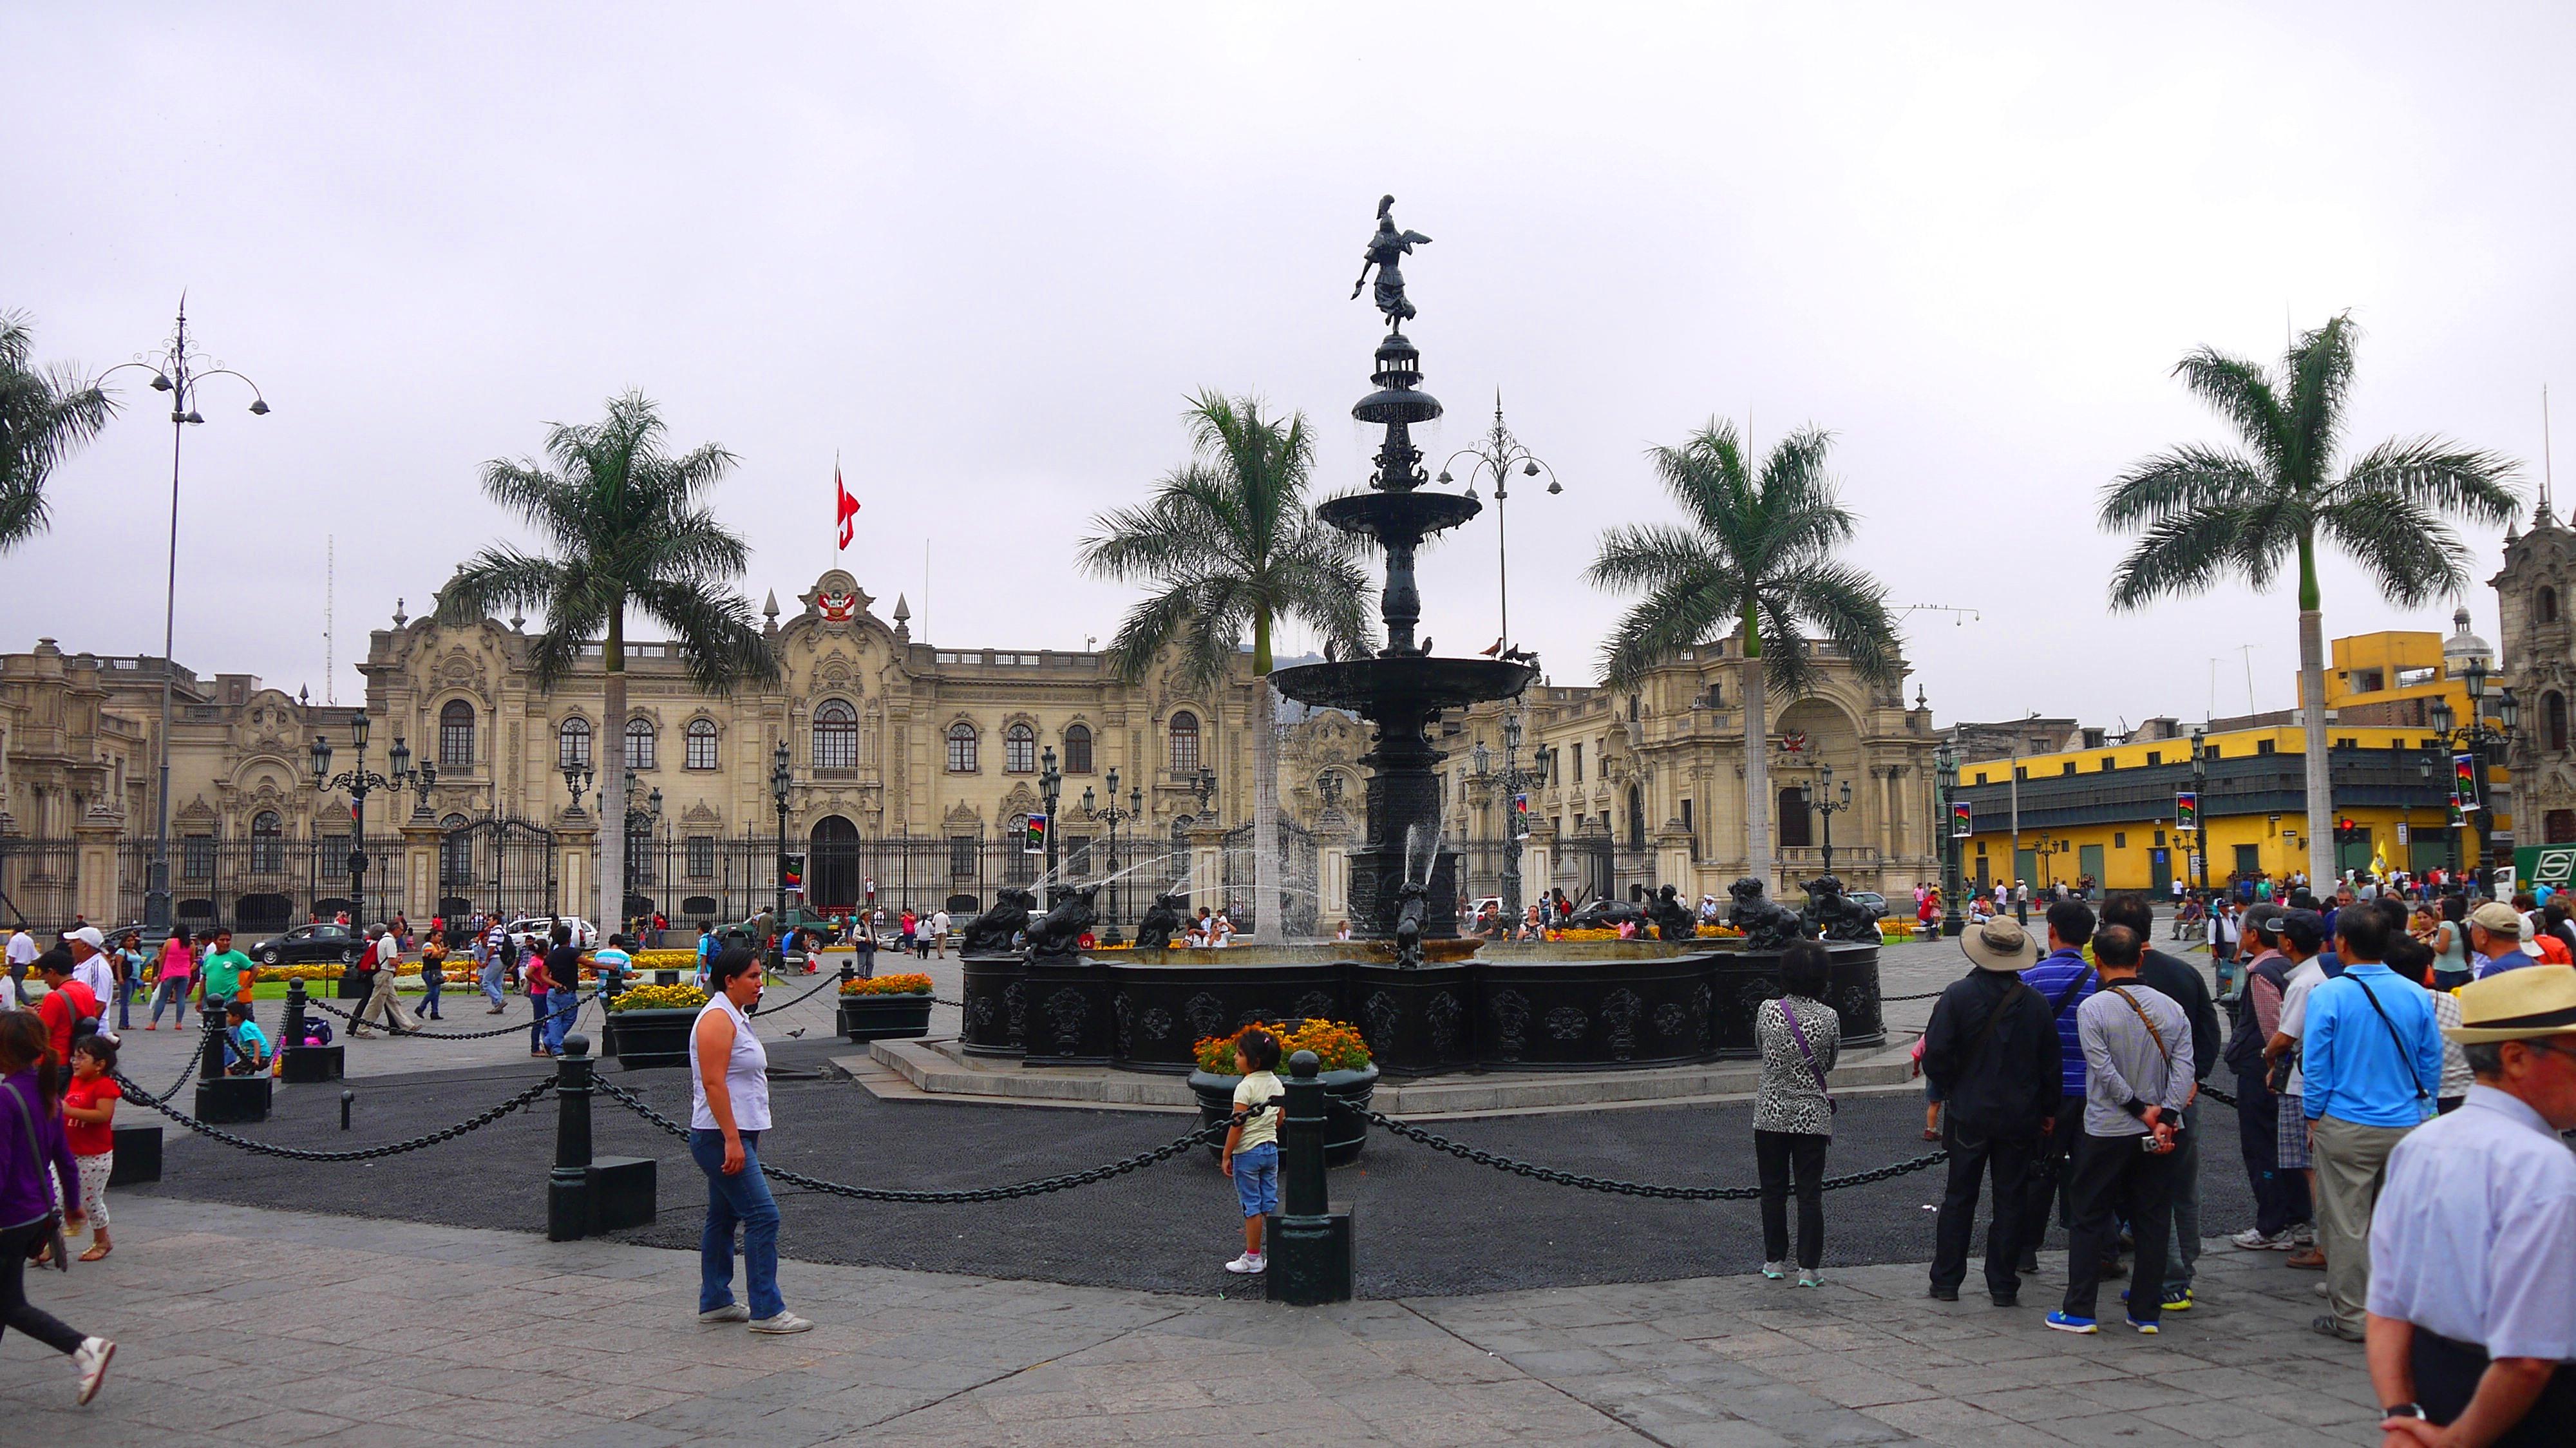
[[1188, 1065, 1379, 1167], [604, 1007, 697, 1070], [838, 993, 933, 1043]]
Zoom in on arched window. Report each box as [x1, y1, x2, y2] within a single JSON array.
[[250, 810, 283, 873], [2548, 691, 2570, 753], [1005, 722, 1037, 773], [813, 701, 858, 769], [439, 812, 472, 888], [624, 716, 656, 771], [1169, 711, 1200, 774], [946, 721, 979, 773], [558, 717, 592, 770], [2543, 587, 2561, 625], [439, 700, 475, 770], [685, 718, 719, 770], [1062, 723, 1094, 774]]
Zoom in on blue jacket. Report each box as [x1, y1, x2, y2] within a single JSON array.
[[2020, 948, 2098, 1098], [2302, 962, 2443, 1128]]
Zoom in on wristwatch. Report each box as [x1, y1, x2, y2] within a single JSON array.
[[2382, 1402, 2427, 1421]]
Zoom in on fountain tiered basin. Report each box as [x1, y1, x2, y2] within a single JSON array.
[[956, 938, 1883, 1076]]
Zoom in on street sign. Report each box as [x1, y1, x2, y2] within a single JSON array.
[[2455, 754, 2482, 812], [2396, 823, 2410, 846], [1951, 801, 1973, 838], [2514, 846, 2576, 890], [1024, 812, 1048, 854], [2174, 790, 2198, 832]]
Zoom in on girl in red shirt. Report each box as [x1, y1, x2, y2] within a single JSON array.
[[61, 1034, 120, 1262]]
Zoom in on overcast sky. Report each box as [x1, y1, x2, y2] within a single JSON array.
[[9, 3, 2572, 730]]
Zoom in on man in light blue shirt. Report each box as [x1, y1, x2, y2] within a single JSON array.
[[2366, 967, 2576, 1445], [2301, 906, 2442, 1342]]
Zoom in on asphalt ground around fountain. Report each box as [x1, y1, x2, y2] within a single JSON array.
[[122, 1037, 2255, 1301]]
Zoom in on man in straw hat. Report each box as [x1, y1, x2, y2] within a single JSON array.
[[2364, 968, 2576, 1445], [1921, 915, 2061, 1305]]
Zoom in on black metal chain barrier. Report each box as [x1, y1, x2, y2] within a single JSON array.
[[752, 972, 843, 1016], [1880, 991, 1946, 1003], [592, 1077, 1263, 1203], [933, 996, 965, 1009], [1358, 1108, 1947, 1200], [128, 1021, 211, 1105], [110, 1071, 556, 1162], [303, 987, 603, 1041]]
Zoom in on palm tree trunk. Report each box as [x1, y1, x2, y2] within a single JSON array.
[[1743, 654, 1772, 893], [598, 607, 627, 935], [2296, 531, 2334, 890], [1251, 613, 1280, 939]]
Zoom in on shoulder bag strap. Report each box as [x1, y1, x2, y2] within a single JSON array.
[[2107, 985, 2174, 1067], [2050, 965, 2096, 1018], [1964, 980, 2034, 1069], [2344, 975, 2431, 1103], [1776, 1000, 1835, 1110]]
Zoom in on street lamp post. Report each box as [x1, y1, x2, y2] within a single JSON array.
[[769, 742, 794, 920], [2189, 725, 2211, 900], [312, 716, 411, 928], [1466, 715, 1546, 923], [1038, 745, 1064, 906], [1437, 398, 1564, 654], [621, 772, 661, 933], [1814, 762, 1855, 879], [1933, 739, 1964, 937], [98, 302, 271, 931], [2430, 666, 2519, 897], [1083, 766, 1144, 941]]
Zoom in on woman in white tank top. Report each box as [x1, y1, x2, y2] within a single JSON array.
[[687, 946, 809, 1333]]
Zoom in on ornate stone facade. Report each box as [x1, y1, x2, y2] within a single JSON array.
[[2494, 504, 2576, 846]]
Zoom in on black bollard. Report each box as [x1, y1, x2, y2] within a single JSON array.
[[1266, 1049, 1354, 1304], [193, 998, 272, 1123], [278, 977, 344, 1083], [339, 1089, 354, 1130], [548, 1034, 658, 1241]]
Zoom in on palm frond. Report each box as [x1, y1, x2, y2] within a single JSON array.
[[630, 577, 781, 692], [2105, 506, 2273, 610], [1098, 582, 1200, 683], [2336, 435, 2522, 525], [0, 314, 118, 552], [1754, 593, 1819, 698], [2098, 445, 2272, 530], [1780, 562, 1902, 687], [2280, 314, 2358, 488], [1595, 554, 1735, 689], [2315, 496, 2470, 609], [2170, 347, 2287, 471]]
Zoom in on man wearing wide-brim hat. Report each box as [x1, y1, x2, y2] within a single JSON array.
[[2365, 969, 2576, 1445], [1919, 917, 2063, 1306]]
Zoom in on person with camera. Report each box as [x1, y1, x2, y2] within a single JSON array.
[[2299, 903, 2443, 1344], [2045, 924, 2195, 1337]]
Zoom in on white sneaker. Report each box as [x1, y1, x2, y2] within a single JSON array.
[[2231, 1227, 2293, 1251], [1225, 1253, 1267, 1275], [71, 1337, 113, 1405], [697, 1303, 750, 1323], [748, 1311, 814, 1335]]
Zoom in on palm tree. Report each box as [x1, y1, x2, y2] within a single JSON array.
[[1079, 391, 1376, 938], [436, 391, 778, 931], [1589, 420, 1900, 890], [2101, 314, 2520, 888], [0, 312, 115, 553]]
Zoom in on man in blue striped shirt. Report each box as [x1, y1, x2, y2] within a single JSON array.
[[2302, 904, 2443, 1342], [2018, 898, 2101, 1276]]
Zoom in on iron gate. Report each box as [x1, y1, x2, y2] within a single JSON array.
[[439, 817, 557, 924]]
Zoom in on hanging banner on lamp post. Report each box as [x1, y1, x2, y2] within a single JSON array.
[[2455, 754, 2483, 812], [2174, 790, 2198, 832], [1024, 812, 1048, 855], [1951, 801, 1973, 838]]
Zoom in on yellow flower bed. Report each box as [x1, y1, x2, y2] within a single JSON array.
[[1193, 1018, 1374, 1073], [628, 949, 698, 970], [841, 972, 933, 996], [609, 982, 709, 1013]]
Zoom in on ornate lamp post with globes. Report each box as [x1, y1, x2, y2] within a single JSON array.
[[312, 716, 417, 928], [1933, 736, 1964, 937], [1814, 761, 1855, 879], [1038, 745, 1065, 906], [769, 741, 795, 920], [1083, 766, 1146, 942], [2428, 659, 2517, 897]]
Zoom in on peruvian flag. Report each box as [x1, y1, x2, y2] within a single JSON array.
[[835, 462, 860, 549]]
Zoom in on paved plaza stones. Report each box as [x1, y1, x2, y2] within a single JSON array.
[[2, 1198, 2385, 1446]]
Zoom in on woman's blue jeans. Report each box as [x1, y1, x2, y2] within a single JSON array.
[[688, 1128, 783, 1319]]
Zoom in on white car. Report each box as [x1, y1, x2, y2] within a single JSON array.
[[504, 916, 600, 954]]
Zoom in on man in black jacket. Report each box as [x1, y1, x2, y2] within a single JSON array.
[[1923, 916, 2063, 1305], [2099, 893, 2224, 1312]]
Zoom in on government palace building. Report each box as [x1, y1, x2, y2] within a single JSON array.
[[2, 566, 1947, 937]]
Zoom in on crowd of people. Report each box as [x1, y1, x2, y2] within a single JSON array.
[[1918, 882, 2575, 1444]]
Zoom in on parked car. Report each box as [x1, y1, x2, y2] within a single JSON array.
[[730, 908, 843, 945], [1848, 891, 1889, 920], [250, 921, 368, 969], [503, 915, 599, 955]]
